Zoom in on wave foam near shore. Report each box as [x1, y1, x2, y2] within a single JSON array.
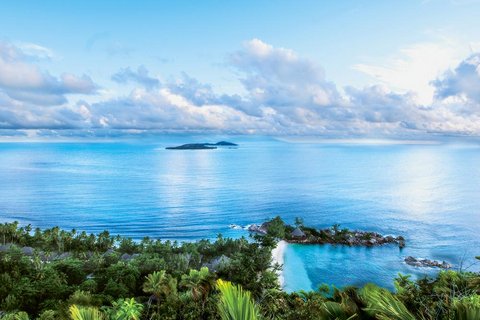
[[271, 240, 287, 287]]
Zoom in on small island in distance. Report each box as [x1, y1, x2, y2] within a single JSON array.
[[166, 141, 238, 150]]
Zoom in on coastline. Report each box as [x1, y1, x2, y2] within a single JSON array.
[[271, 240, 287, 287]]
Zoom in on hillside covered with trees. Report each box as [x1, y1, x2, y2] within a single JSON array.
[[1, 220, 479, 320]]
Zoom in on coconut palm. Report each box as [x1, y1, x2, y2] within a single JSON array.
[[111, 298, 144, 320], [180, 267, 213, 300], [361, 284, 415, 320], [179, 267, 214, 317], [143, 270, 178, 317], [69, 305, 104, 320], [143, 270, 177, 299], [216, 279, 261, 320]]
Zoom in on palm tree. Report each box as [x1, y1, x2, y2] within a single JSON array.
[[143, 270, 178, 316], [143, 270, 177, 299], [180, 267, 213, 301], [216, 279, 261, 320], [361, 284, 415, 320], [180, 267, 214, 316], [69, 305, 104, 320], [111, 298, 144, 320]]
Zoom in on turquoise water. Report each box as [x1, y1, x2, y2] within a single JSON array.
[[0, 137, 479, 291]]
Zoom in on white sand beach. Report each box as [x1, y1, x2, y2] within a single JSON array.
[[271, 240, 287, 287]]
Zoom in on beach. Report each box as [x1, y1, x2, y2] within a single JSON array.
[[271, 240, 288, 287]]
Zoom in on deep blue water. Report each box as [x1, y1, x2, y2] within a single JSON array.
[[0, 137, 479, 291]]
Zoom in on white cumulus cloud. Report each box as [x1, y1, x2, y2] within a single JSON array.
[[2, 39, 480, 139]]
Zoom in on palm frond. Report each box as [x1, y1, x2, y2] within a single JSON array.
[[0, 312, 30, 320], [321, 301, 358, 320], [453, 295, 480, 320], [69, 305, 104, 320], [216, 279, 261, 320], [361, 284, 415, 320]]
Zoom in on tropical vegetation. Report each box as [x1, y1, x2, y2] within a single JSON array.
[[1, 220, 480, 319]]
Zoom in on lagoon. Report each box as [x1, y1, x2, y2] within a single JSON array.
[[0, 137, 479, 291]]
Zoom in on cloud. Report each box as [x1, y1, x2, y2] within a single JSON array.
[[229, 39, 343, 117], [86, 88, 269, 133], [112, 65, 160, 90], [433, 53, 480, 104], [15, 42, 55, 60], [353, 40, 465, 105], [2, 38, 480, 138], [0, 41, 98, 106]]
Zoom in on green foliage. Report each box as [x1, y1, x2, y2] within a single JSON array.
[[265, 216, 286, 239], [36, 310, 57, 320], [143, 270, 177, 299], [216, 279, 260, 320], [319, 301, 357, 320], [0, 312, 30, 320], [180, 267, 213, 300], [111, 298, 144, 320], [361, 284, 415, 320], [394, 270, 480, 319], [53, 258, 86, 285], [143, 270, 178, 319], [294, 217, 304, 228], [68, 290, 95, 307], [453, 295, 480, 320], [69, 305, 104, 320], [1, 222, 480, 320]]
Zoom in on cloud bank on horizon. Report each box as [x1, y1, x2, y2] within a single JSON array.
[[1, 38, 480, 139]]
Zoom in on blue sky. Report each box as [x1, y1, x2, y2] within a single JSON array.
[[1, 0, 480, 139]]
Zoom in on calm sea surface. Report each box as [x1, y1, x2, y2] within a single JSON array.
[[1, 137, 479, 291]]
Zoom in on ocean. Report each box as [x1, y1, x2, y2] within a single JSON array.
[[1, 136, 479, 291]]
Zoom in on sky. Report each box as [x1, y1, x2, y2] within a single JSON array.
[[1, 0, 480, 140]]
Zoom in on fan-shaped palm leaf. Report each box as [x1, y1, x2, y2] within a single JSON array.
[[320, 301, 358, 320], [361, 284, 415, 320], [69, 305, 103, 320], [216, 279, 260, 320]]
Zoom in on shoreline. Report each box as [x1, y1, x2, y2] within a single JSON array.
[[271, 240, 287, 288]]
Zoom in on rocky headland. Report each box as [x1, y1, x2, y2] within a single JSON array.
[[247, 217, 406, 248]]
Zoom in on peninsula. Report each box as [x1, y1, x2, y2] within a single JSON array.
[[247, 216, 406, 248]]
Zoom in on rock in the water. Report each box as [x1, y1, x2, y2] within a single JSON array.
[[396, 236, 406, 248], [248, 224, 268, 234], [404, 256, 451, 269]]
